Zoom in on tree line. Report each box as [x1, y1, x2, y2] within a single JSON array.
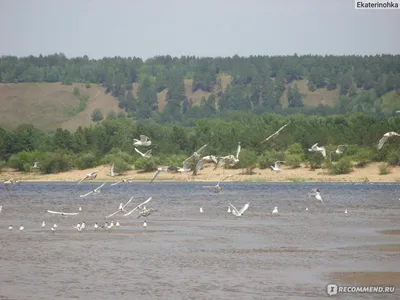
[[1, 54, 400, 121], [1, 112, 399, 176]]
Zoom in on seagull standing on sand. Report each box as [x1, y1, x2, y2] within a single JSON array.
[[308, 143, 327, 158], [271, 161, 285, 172], [377, 132, 400, 150], [133, 135, 151, 147], [134, 148, 152, 158]]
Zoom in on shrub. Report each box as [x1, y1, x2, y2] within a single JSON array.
[[257, 150, 284, 169], [352, 148, 375, 168], [328, 157, 353, 175], [285, 154, 302, 168], [91, 109, 104, 122], [8, 150, 44, 172], [386, 150, 400, 166], [379, 163, 390, 175], [39, 152, 73, 174], [237, 149, 258, 174], [134, 157, 158, 172], [307, 152, 324, 170], [75, 152, 97, 169]]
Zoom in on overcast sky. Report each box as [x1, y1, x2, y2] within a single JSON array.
[[0, 0, 399, 59]]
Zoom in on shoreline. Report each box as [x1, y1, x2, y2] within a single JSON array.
[[1, 162, 400, 183]]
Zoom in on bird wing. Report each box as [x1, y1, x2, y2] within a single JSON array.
[[77, 176, 87, 184], [229, 203, 240, 215], [378, 135, 389, 150], [236, 143, 241, 159], [124, 197, 152, 216], [135, 148, 145, 156], [105, 210, 121, 219], [47, 210, 63, 215], [122, 196, 134, 210], [182, 158, 191, 170], [218, 174, 233, 185], [108, 164, 114, 176], [262, 123, 288, 143], [238, 203, 249, 215], [215, 157, 229, 169], [194, 159, 205, 174], [80, 190, 94, 198], [150, 170, 161, 183], [144, 149, 152, 156], [63, 212, 79, 216], [140, 135, 148, 143], [319, 146, 326, 158], [110, 180, 123, 186], [311, 143, 319, 150], [196, 144, 208, 154], [94, 182, 106, 192]]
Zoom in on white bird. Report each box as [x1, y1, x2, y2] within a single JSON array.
[[8, 225, 13, 230], [229, 142, 241, 166], [137, 208, 157, 219], [81, 222, 86, 230], [203, 175, 233, 193], [94, 223, 99, 230], [32, 161, 39, 169], [308, 143, 326, 158], [116, 220, 120, 227], [106, 196, 135, 218], [200, 207, 204, 213], [335, 145, 348, 154], [4, 178, 15, 190], [134, 148, 152, 158], [110, 177, 136, 186], [143, 221, 147, 228], [345, 209, 348, 214], [77, 171, 99, 184], [150, 166, 169, 183], [73, 223, 81, 230], [41, 221, 46, 228], [229, 202, 249, 217], [214, 156, 232, 170], [78, 207, 82, 211], [124, 197, 153, 217], [262, 123, 289, 143], [377, 131, 400, 150], [193, 155, 218, 175], [107, 164, 115, 177], [214, 142, 241, 169], [80, 182, 106, 198], [271, 161, 285, 172], [47, 210, 79, 216], [133, 135, 151, 147], [272, 207, 279, 214], [51, 227, 55, 232], [306, 207, 309, 211], [315, 192, 324, 203], [188, 144, 208, 161], [178, 158, 191, 173], [110, 221, 114, 228], [227, 206, 231, 213], [53, 224, 58, 228], [19, 225, 24, 231], [0, 205, 2, 213]]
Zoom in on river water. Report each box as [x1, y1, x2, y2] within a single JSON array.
[[0, 182, 399, 299]]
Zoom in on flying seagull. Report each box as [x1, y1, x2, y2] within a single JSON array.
[[377, 131, 400, 150], [124, 197, 153, 217], [80, 182, 106, 198], [32, 162, 39, 169], [134, 148, 152, 158], [107, 164, 115, 177], [187, 144, 208, 161], [271, 161, 285, 172], [203, 175, 233, 193], [262, 123, 289, 143], [150, 166, 169, 183], [133, 135, 151, 147], [335, 145, 348, 154], [77, 170, 99, 184], [229, 202, 250, 217], [137, 207, 157, 219], [308, 143, 326, 158], [193, 155, 218, 175], [105, 196, 135, 218], [178, 158, 191, 173], [47, 210, 79, 216], [110, 177, 136, 186]]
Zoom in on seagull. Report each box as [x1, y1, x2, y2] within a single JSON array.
[[214, 143, 241, 169], [73, 223, 81, 230], [308, 143, 326, 158], [78, 207, 82, 211], [143, 221, 147, 228], [335, 145, 348, 154], [77, 171, 99, 184], [8, 225, 13, 230], [107, 164, 115, 177], [47, 210, 79, 216], [150, 166, 169, 183], [32, 161, 39, 169], [203, 175, 233, 193], [51, 227, 55, 232], [41, 221, 46, 228], [110, 177, 136, 186], [94, 223, 99, 230], [200, 207, 204, 213], [272, 207, 279, 214], [305, 207, 309, 211], [124, 197, 153, 217], [262, 123, 289, 143], [106, 196, 135, 218], [178, 158, 191, 173], [214, 156, 232, 170], [229, 202, 249, 217], [137, 208, 157, 219], [53, 224, 58, 228], [377, 132, 400, 150], [345, 209, 348, 214], [4, 178, 15, 190], [271, 161, 285, 172], [229, 142, 241, 166], [187, 144, 208, 161], [116, 220, 120, 227], [0, 205, 2, 213], [193, 155, 218, 175], [133, 135, 151, 147], [81, 222, 86, 230], [19, 225, 24, 231], [134, 148, 152, 158], [227, 206, 231, 213], [80, 182, 106, 198]]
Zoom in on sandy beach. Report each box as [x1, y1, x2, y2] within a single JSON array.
[[1, 162, 400, 183]]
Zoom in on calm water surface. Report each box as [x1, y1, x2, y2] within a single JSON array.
[[0, 182, 399, 299]]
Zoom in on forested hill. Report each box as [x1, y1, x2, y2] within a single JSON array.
[[1, 54, 400, 128]]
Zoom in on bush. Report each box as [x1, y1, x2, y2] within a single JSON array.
[[73, 87, 80, 97], [134, 157, 158, 172], [328, 157, 353, 175], [257, 150, 284, 169], [91, 109, 104, 122], [8, 150, 44, 172], [106, 110, 117, 120], [39, 152, 73, 174], [285, 154, 302, 168], [75, 152, 97, 169], [352, 148, 375, 168], [307, 152, 324, 170], [386, 150, 400, 166], [379, 163, 390, 175], [237, 149, 258, 174]]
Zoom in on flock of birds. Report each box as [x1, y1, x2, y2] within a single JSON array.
[[2, 126, 397, 232]]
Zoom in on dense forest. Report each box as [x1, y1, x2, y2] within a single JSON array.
[[1, 112, 399, 176], [1, 54, 400, 122]]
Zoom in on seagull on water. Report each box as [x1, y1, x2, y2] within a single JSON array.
[[345, 209, 348, 214], [80, 182, 106, 198], [8, 225, 13, 230], [19, 225, 24, 231], [308, 189, 324, 203], [200, 207, 204, 213], [4, 178, 16, 190], [229, 202, 249, 217], [41, 221, 46, 228], [78, 207, 82, 211], [261, 123, 289, 143], [308, 143, 326, 158], [53, 224, 58, 228], [94, 223, 99, 230], [377, 131, 400, 150], [134, 148, 152, 158], [116, 220, 120, 227], [202, 175, 233, 193], [143, 221, 147, 228], [106, 196, 135, 218], [227, 206, 231, 213], [133, 135, 151, 147], [137, 208, 157, 218], [272, 207, 279, 214], [124, 197, 153, 217], [271, 161, 285, 172]]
